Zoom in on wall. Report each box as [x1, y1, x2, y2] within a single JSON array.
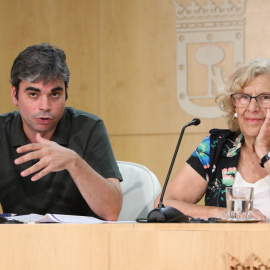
[[0, 0, 270, 189]]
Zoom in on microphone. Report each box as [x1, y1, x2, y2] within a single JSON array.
[[147, 118, 201, 222]]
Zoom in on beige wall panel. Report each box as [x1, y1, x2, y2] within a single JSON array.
[[99, 0, 229, 136], [111, 132, 205, 186], [0, 0, 99, 114], [99, 0, 178, 135], [245, 0, 270, 61]]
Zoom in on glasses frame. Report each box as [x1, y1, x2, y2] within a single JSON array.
[[231, 93, 270, 108]]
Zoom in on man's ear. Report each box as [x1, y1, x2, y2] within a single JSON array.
[[11, 85, 18, 106]]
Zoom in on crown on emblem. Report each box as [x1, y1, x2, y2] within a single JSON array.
[[172, 0, 246, 19]]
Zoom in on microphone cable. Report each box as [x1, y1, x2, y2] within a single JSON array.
[[136, 213, 192, 223], [136, 215, 221, 223]]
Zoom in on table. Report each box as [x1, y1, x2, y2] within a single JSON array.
[[0, 222, 269, 269]]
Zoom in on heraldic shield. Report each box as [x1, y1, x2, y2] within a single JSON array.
[[173, 0, 246, 119]]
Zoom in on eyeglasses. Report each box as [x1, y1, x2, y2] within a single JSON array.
[[231, 93, 270, 108]]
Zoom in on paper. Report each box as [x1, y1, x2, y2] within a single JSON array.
[[7, 213, 106, 224]]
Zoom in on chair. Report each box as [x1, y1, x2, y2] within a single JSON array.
[[117, 161, 162, 221]]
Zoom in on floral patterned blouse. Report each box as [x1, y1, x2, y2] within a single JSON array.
[[187, 129, 243, 207]]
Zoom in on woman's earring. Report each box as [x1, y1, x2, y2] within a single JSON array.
[[234, 112, 238, 118]]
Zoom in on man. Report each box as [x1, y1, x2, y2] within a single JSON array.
[[0, 43, 123, 221]]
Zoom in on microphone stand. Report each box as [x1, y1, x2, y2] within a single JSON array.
[[147, 118, 200, 223]]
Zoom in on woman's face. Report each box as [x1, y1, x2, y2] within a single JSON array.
[[236, 74, 270, 140]]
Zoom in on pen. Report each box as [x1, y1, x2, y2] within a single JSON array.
[[0, 213, 17, 217]]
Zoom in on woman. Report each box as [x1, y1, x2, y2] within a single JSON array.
[[155, 59, 270, 220]]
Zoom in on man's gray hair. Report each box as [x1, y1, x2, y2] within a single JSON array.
[[10, 43, 70, 99]]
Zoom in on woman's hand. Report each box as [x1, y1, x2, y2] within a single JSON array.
[[253, 208, 266, 220], [255, 108, 270, 158]]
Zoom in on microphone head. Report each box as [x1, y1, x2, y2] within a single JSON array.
[[187, 118, 201, 126], [192, 118, 201, 126]]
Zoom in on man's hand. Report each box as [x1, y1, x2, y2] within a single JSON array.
[[15, 133, 77, 181], [14, 133, 122, 220]]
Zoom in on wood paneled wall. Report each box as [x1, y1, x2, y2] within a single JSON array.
[[1, 0, 270, 187]]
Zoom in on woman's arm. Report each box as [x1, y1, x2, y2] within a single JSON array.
[[155, 163, 227, 219]]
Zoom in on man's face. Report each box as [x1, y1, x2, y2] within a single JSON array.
[[11, 80, 66, 142]]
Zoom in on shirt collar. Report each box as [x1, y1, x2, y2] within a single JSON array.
[[51, 108, 70, 146], [11, 107, 70, 147]]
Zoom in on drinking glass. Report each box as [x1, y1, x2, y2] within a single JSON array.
[[226, 187, 254, 220]]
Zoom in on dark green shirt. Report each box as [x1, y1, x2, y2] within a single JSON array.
[[0, 107, 122, 218]]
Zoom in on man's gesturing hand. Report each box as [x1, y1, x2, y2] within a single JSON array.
[[15, 133, 77, 181]]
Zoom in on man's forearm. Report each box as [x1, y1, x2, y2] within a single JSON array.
[[67, 153, 123, 221]]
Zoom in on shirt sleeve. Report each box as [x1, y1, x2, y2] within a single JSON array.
[[186, 134, 211, 181], [84, 120, 123, 181]]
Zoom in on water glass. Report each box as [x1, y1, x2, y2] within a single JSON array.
[[225, 187, 254, 220]]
